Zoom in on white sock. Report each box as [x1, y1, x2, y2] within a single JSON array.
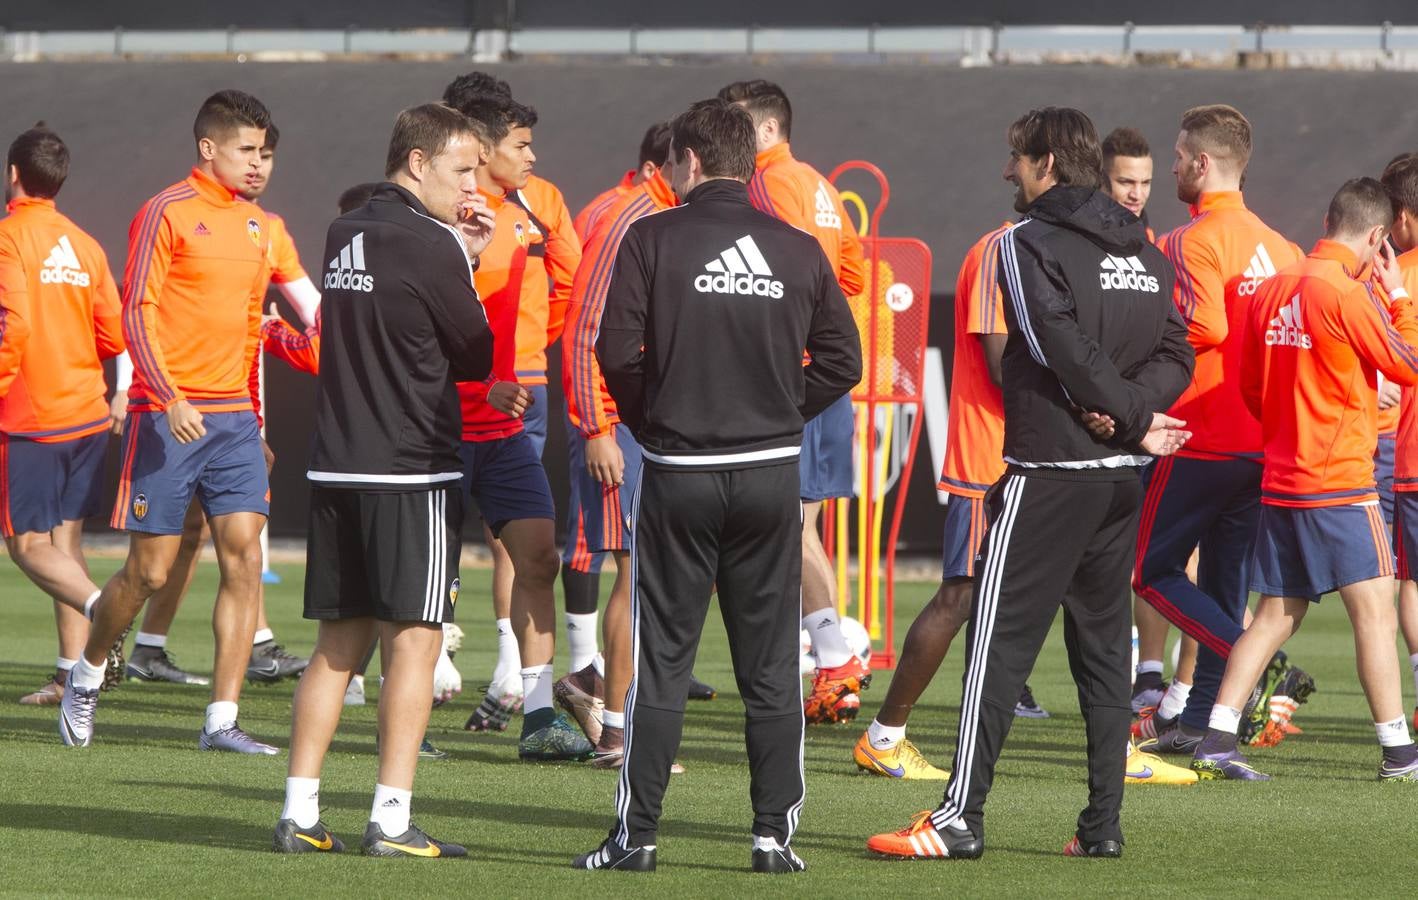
[[1136, 659, 1163, 676], [603, 709, 625, 729], [1376, 716, 1412, 748], [1156, 680, 1192, 721], [753, 835, 786, 851], [1208, 704, 1242, 735], [134, 631, 167, 649], [591, 652, 605, 678], [491, 618, 519, 686], [370, 783, 411, 836], [1410, 652, 1418, 701], [72, 656, 106, 690], [802, 608, 853, 669], [281, 777, 321, 829], [205, 700, 238, 734], [253, 628, 274, 645], [566, 611, 599, 672], [82, 589, 100, 620], [867, 718, 906, 750], [521, 664, 554, 714], [56, 656, 77, 672]]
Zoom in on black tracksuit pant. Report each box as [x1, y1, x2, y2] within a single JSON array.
[[929, 468, 1140, 846], [613, 460, 805, 848]]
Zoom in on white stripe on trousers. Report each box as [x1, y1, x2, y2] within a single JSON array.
[[784, 500, 807, 843], [422, 490, 447, 623], [612, 465, 646, 849], [933, 474, 1026, 830]]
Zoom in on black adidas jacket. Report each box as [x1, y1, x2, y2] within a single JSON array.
[[596, 178, 861, 468], [997, 184, 1194, 474], [307, 183, 493, 489]]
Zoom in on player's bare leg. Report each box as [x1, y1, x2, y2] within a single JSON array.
[[802, 500, 869, 724], [289, 618, 379, 778], [126, 500, 210, 685], [1131, 597, 1170, 709], [11, 519, 98, 704], [463, 524, 526, 733]]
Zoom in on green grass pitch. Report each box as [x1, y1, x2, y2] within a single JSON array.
[[2, 559, 1415, 897]]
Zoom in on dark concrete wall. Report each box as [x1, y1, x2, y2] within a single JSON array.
[[4, 61, 1418, 544]]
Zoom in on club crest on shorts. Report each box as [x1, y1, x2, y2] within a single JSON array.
[[132, 493, 149, 520], [247, 217, 262, 247], [449, 578, 460, 606]]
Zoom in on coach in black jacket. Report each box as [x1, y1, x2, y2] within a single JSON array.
[[276, 103, 494, 858], [574, 98, 861, 875], [871, 108, 1194, 862]]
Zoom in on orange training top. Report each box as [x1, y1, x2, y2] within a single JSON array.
[[1388, 249, 1418, 491], [563, 170, 677, 439], [262, 316, 319, 376], [1242, 240, 1418, 508], [939, 223, 1011, 497], [265, 212, 308, 285], [573, 171, 637, 245], [459, 188, 530, 441], [1158, 191, 1302, 459], [510, 175, 580, 386], [747, 142, 865, 297], [0, 197, 124, 440], [122, 167, 269, 414]]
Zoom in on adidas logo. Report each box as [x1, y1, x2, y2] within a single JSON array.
[[194, 222, 212, 236], [39, 235, 90, 287], [1238, 243, 1278, 296], [694, 235, 784, 299], [325, 232, 373, 293], [1265, 294, 1313, 349], [814, 182, 842, 230], [1098, 254, 1160, 293]]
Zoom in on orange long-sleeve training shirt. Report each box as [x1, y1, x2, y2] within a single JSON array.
[[1243, 240, 1418, 508], [938, 223, 1011, 498], [509, 175, 580, 386], [1387, 249, 1418, 492], [563, 170, 677, 439], [459, 188, 531, 441], [1158, 191, 1302, 459], [122, 167, 269, 414], [746, 142, 865, 297], [573, 171, 637, 245], [0, 197, 124, 440]]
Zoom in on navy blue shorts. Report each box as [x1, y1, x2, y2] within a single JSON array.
[[1394, 492, 1418, 581], [112, 410, 268, 535], [460, 431, 556, 537], [566, 423, 641, 554], [940, 492, 986, 580], [1, 431, 107, 537], [522, 383, 549, 459], [1250, 502, 1394, 601], [800, 393, 854, 502], [1376, 435, 1396, 526]]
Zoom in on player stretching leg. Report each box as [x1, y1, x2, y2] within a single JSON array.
[[1194, 180, 1418, 781]]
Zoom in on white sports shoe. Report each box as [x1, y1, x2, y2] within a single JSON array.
[[344, 674, 366, 706], [433, 646, 462, 706]]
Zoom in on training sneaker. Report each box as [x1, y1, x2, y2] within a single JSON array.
[[1252, 665, 1317, 747], [1063, 835, 1123, 858], [1013, 683, 1049, 719], [361, 821, 467, 858], [344, 675, 366, 706], [272, 818, 344, 853], [20, 678, 64, 706], [199, 722, 280, 755], [1130, 672, 1167, 715], [1191, 748, 1271, 781], [867, 810, 983, 860], [57, 671, 98, 747], [420, 738, 449, 760], [247, 640, 309, 683], [1126, 749, 1198, 785], [1379, 755, 1418, 782], [572, 837, 656, 871], [751, 837, 806, 873], [519, 712, 595, 761], [1131, 708, 1173, 743], [464, 682, 523, 732], [589, 725, 685, 773], [688, 673, 717, 701], [126, 645, 211, 685], [553, 664, 605, 746], [853, 732, 949, 780], [1149, 723, 1204, 756], [804, 657, 871, 724], [103, 628, 128, 691]]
